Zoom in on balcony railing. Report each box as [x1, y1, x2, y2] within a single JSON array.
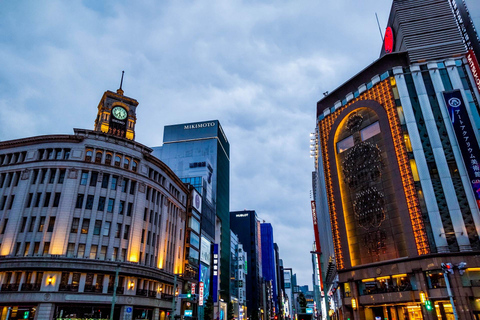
[[59, 284, 79, 292], [20, 283, 41, 292], [84, 284, 103, 293], [361, 284, 412, 295], [1, 284, 19, 292]]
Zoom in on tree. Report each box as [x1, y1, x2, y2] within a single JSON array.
[[297, 293, 307, 314], [204, 295, 214, 320], [227, 302, 235, 320]]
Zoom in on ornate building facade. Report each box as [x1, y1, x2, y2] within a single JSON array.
[[0, 88, 189, 320], [313, 0, 480, 319]]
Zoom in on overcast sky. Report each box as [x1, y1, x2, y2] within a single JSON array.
[[0, 0, 444, 286]]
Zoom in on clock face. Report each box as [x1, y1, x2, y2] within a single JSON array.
[[112, 106, 128, 120]]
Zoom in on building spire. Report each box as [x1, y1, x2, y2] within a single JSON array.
[[117, 70, 125, 95]]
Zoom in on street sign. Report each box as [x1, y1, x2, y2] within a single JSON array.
[[185, 310, 193, 317]]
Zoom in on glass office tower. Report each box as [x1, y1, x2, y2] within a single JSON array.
[[153, 120, 230, 302]]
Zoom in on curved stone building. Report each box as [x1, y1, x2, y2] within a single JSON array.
[[0, 89, 189, 320]]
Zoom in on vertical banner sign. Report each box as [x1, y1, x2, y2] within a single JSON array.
[[199, 282, 204, 306], [444, 90, 480, 209], [191, 283, 196, 295], [311, 201, 324, 291], [467, 50, 480, 94], [213, 244, 219, 303]]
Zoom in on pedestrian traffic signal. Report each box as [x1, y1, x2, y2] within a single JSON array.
[[425, 300, 433, 311], [23, 311, 29, 319]]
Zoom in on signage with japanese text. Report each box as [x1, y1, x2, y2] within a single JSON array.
[[444, 90, 480, 209], [199, 282, 204, 306]]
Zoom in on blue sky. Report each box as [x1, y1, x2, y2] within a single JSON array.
[[0, 0, 421, 285]]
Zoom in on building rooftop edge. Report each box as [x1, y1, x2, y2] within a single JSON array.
[[316, 52, 409, 119]]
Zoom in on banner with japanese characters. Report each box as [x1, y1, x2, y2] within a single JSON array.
[[444, 90, 480, 208]]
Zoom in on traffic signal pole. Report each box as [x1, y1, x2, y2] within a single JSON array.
[[442, 268, 458, 320]]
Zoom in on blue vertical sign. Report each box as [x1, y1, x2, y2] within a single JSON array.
[[213, 244, 219, 303], [444, 90, 480, 209]]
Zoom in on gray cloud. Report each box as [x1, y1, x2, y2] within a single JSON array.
[[0, 0, 393, 285]]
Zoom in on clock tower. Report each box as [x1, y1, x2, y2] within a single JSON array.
[[94, 86, 139, 140]]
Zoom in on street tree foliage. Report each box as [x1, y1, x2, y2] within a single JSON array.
[[297, 292, 307, 313], [204, 295, 214, 320]]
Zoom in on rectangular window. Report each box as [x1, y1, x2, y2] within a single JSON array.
[[98, 197, 106, 211], [5, 173, 12, 187], [0, 196, 6, 210], [337, 135, 354, 153], [121, 249, 126, 261], [23, 242, 30, 257], [147, 231, 151, 245], [55, 149, 62, 160], [107, 198, 115, 213], [101, 174, 110, 188], [129, 181, 136, 195], [103, 221, 111, 236], [144, 208, 148, 221], [126, 202, 133, 216], [360, 121, 381, 141], [80, 171, 88, 185], [90, 171, 98, 186], [123, 225, 130, 240], [47, 217, 55, 232], [112, 247, 119, 261], [75, 194, 84, 209], [58, 169, 66, 184], [53, 193, 61, 207], [13, 171, 20, 187], [40, 169, 47, 184], [111, 176, 118, 190], [94, 220, 102, 235], [7, 195, 15, 210], [118, 201, 125, 215], [81, 219, 90, 234], [34, 193, 42, 207], [31, 169, 39, 184], [15, 242, 22, 256], [85, 195, 94, 210], [31, 243, 40, 257], [67, 243, 75, 257], [77, 244, 85, 258], [121, 178, 128, 193], [71, 218, 79, 233], [1, 218, 8, 234], [43, 192, 51, 207], [49, 169, 56, 183], [115, 223, 121, 238], [43, 242, 50, 255], [20, 217, 27, 232], [29, 217, 36, 232], [89, 245, 98, 259], [99, 246, 107, 260], [38, 216, 46, 232]]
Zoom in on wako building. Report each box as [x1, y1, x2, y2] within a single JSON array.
[[314, 0, 480, 319], [0, 88, 189, 320]]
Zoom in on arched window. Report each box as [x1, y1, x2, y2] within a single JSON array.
[[105, 153, 112, 165], [114, 156, 121, 167], [85, 150, 93, 162], [124, 157, 130, 169], [95, 151, 103, 163]]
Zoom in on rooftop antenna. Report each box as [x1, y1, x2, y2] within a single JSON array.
[[375, 13, 384, 43], [117, 71, 125, 95]]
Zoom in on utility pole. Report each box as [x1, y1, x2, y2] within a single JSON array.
[[441, 263, 458, 320], [110, 264, 121, 320], [171, 274, 179, 320]]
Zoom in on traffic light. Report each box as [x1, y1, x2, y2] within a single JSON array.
[[425, 300, 433, 311], [441, 262, 454, 274], [187, 293, 191, 298], [23, 311, 30, 319]]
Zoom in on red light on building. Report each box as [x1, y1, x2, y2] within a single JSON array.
[[384, 26, 394, 53]]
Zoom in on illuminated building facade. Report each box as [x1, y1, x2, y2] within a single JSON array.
[[314, 0, 480, 319], [0, 88, 189, 320]]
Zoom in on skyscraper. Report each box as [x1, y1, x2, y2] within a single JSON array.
[[313, 0, 480, 318], [261, 223, 278, 317], [230, 210, 263, 320], [153, 120, 230, 304]]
